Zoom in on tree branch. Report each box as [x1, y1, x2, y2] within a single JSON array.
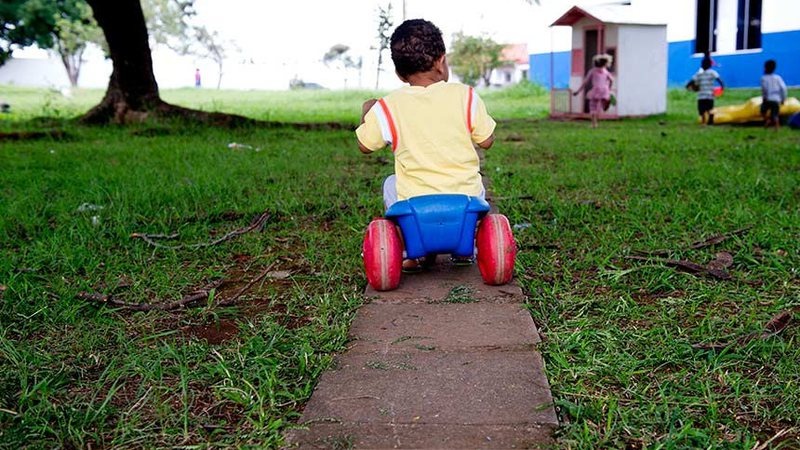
[[131, 211, 270, 250], [215, 262, 278, 307], [77, 279, 223, 311]]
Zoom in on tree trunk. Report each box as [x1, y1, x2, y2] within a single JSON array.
[[58, 46, 83, 88], [216, 59, 223, 90], [375, 51, 382, 90], [82, 0, 161, 123], [81, 0, 252, 126]]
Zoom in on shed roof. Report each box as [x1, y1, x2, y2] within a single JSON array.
[[551, 4, 666, 27]]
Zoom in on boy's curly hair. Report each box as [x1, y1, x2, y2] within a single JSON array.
[[390, 19, 446, 79]]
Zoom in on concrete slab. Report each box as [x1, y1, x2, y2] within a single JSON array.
[[284, 206, 558, 449], [285, 422, 555, 449], [299, 351, 558, 426], [348, 303, 540, 353], [364, 261, 524, 304]]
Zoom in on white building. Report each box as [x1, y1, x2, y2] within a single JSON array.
[[488, 44, 530, 87], [549, 5, 667, 118], [531, 0, 800, 89]]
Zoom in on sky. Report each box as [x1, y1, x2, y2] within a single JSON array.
[[183, 0, 550, 90], [10, 0, 612, 90]]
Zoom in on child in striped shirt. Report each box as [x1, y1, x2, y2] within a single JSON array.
[[687, 57, 725, 125]]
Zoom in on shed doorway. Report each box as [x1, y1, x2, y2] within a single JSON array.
[[583, 29, 601, 112]]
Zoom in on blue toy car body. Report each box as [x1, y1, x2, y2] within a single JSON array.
[[385, 194, 490, 259]]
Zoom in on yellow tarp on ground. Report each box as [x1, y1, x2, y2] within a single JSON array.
[[711, 96, 800, 124]]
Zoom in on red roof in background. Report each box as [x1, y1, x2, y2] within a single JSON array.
[[551, 4, 666, 27], [551, 6, 600, 26], [501, 43, 528, 65]]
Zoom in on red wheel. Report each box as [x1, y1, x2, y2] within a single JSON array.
[[363, 218, 402, 291], [476, 214, 517, 285]]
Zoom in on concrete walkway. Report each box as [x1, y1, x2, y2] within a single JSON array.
[[285, 259, 558, 449]]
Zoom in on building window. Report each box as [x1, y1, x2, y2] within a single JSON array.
[[695, 0, 718, 53], [737, 0, 762, 50]]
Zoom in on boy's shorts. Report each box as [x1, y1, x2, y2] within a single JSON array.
[[761, 100, 780, 120], [698, 99, 714, 115]]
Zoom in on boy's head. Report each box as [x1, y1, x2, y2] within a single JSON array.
[[764, 59, 777, 74], [390, 19, 447, 80], [701, 57, 712, 70]]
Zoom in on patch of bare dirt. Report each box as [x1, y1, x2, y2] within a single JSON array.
[[182, 318, 239, 344], [0, 130, 70, 141], [631, 289, 686, 305]]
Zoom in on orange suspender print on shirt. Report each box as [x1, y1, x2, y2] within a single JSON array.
[[377, 99, 398, 152], [466, 87, 474, 132]]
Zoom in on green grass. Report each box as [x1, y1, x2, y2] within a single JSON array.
[[1, 83, 798, 448], [0, 79, 549, 125], [490, 109, 799, 448]]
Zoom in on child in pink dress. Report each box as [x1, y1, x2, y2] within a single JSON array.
[[574, 54, 614, 128]]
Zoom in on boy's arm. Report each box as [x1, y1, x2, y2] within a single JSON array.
[[356, 99, 385, 154], [780, 76, 788, 103], [477, 134, 495, 150], [470, 91, 496, 148], [358, 141, 373, 154], [360, 99, 377, 125]]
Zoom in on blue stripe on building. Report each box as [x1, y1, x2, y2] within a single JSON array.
[[530, 30, 800, 89], [529, 51, 570, 89], [669, 30, 800, 87]]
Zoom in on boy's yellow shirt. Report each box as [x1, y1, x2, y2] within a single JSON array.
[[356, 81, 496, 200]]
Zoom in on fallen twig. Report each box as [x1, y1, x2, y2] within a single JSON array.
[[492, 195, 536, 201], [751, 427, 797, 450], [692, 308, 799, 351], [624, 255, 732, 280], [77, 279, 223, 311], [215, 262, 278, 307], [131, 211, 270, 250], [133, 232, 179, 240], [633, 226, 752, 256], [689, 226, 752, 250]]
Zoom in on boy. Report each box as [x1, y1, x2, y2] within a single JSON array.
[[761, 59, 787, 130], [356, 19, 496, 270], [686, 57, 724, 125]]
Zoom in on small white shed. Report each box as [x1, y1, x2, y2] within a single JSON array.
[[550, 5, 668, 118]]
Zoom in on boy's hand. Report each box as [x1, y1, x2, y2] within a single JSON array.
[[477, 134, 495, 149], [361, 99, 378, 124]]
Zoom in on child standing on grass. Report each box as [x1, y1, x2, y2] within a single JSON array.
[[573, 54, 614, 129], [686, 57, 724, 125], [356, 19, 496, 271], [761, 59, 787, 131]]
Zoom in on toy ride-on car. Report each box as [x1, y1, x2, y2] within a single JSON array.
[[362, 194, 517, 291]]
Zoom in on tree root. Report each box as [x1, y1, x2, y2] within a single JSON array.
[[80, 98, 352, 130]]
